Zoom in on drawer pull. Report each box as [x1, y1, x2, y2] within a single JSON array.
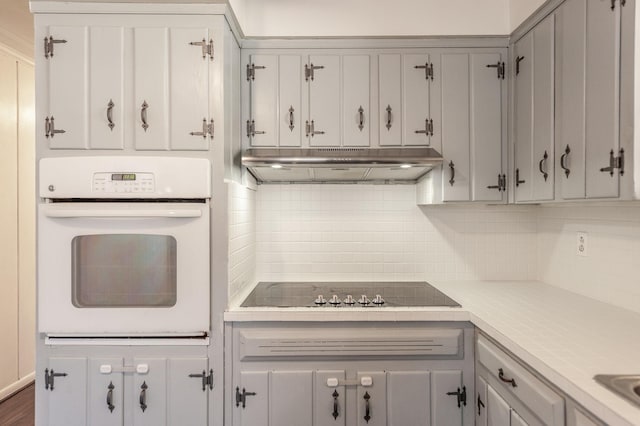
[[498, 368, 517, 387]]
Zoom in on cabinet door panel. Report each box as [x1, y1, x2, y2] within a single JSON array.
[[279, 55, 303, 147], [403, 54, 431, 146], [343, 55, 370, 146], [237, 371, 268, 426], [357, 372, 387, 426], [249, 54, 278, 147], [89, 27, 124, 150], [512, 409, 530, 426], [134, 28, 170, 150], [431, 370, 463, 426], [471, 53, 504, 202], [379, 54, 402, 146], [309, 55, 340, 146], [48, 357, 87, 426], [532, 16, 555, 201], [88, 358, 123, 426], [170, 28, 210, 151], [585, 0, 620, 198], [476, 376, 488, 426], [133, 358, 167, 426], [47, 26, 88, 149], [167, 358, 208, 426], [387, 371, 431, 426], [270, 371, 313, 426], [514, 33, 534, 203], [440, 53, 470, 202], [487, 385, 511, 426], [555, 0, 586, 199], [315, 371, 346, 426]]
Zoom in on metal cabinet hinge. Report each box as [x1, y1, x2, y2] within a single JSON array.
[[305, 63, 325, 81], [189, 369, 213, 391], [611, 0, 625, 9], [414, 118, 434, 137], [486, 61, 505, 79], [44, 368, 67, 391], [246, 63, 266, 81], [515, 56, 525, 76], [246, 120, 265, 138], [414, 62, 434, 80], [600, 148, 625, 176], [189, 39, 214, 60], [44, 36, 67, 59], [235, 387, 257, 408], [44, 116, 66, 138], [190, 118, 214, 139], [487, 174, 506, 192], [446, 386, 467, 408]]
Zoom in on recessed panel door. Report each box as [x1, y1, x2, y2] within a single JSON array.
[[379, 54, 402, 146], [432, 370, 463, 426], [343, 55, 370, 147], [279, 55, 303, 147], [512, 409, 530, 426], [403, 54, 431, 146], [487, 385, 511, 426], [48, 357, 88, 426], [270, 371, 313, 426], [315, 371, 346, 426], [309, 55, 340, 146], [133, 358, 167, 426], [167, 358, 209, 426], [88, 358, 124, 426], [357, 372, 386, 426], [476, 376, 488, 426], [514, 33, 534, 203], [248, 54, 278, 147], [387, 371, 431, 426], [236, 371, 268, 426]]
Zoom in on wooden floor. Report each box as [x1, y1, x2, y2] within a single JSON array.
[[0, 383, 35, 426]]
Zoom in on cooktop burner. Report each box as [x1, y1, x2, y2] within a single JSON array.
[[240, 281, 461, 308]]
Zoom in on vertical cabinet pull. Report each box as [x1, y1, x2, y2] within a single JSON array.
[[107, 100, 115, 131], [358, 106, 364, 131], [516, 168, 526, 187], [139, 381, 148, 412], [538, 150, 549, 181], [385, 105, 392, 130], [332, 390, 340, 420], [363, 392, 371, 423], [140, 101, 149, 132], [288, 106, 295, 131], [560, 145, 571, 178], [448, 161, 455, 186], [106, 382, 115, 413]]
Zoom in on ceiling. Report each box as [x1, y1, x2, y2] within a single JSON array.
[[0, 0, 34, 58]]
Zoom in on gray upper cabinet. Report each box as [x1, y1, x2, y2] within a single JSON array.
[[378, 54, 402, 146], [403, 54, 435, 147], [308, 55, 341, 146], [342, 55, 370, 147]]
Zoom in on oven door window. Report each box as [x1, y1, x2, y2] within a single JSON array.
[[71, 234, 177, 307]]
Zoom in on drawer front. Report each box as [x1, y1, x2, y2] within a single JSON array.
[[477, 336, 564, 425]]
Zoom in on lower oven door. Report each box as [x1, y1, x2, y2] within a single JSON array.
[[38, 202, 210, 335]]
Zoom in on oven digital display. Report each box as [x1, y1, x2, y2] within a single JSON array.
[[111, 173, 136, 181]]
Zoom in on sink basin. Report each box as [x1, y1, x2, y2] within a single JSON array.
[[594, 374, 640, 407]]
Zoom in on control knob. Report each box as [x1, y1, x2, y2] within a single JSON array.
[[344, 295, 356, 306], [358, 295, 371, 306], [328, 295, 342, 306], [314, 295, 327, 306], [372, 294, 385, 306]]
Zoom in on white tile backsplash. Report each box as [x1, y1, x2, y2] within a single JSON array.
[[228, 182, 256, 301]]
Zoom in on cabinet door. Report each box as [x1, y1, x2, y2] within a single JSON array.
[[471, 53, 504, 202], [235, 371, 268, 426], [555, 0, 586, 199], [270, 371, 313, 426], [169, 28, 210, 151], [133, 358, 167, 426], [431, 370, 463, 426], [48, 357, 88, 426], [314, 371, 346, 426], [487, 385, 511, 426], [279, 55, 303, 147], [514, 32, 534, 203], [379, 54, 402, 146], [403, 54, 431, 146], [88, 358, 124, 426], [342, 55, 370, 147], [308, 55, 340, 146], [532, 15, 555, 201], [476, 376, 488, 426], [585, 0, 621, 198], [89, 27, 124, 150], [46, 26, 88, 149], [167, 358, 209, 426], [248, 54, 278, 147], [387, 371, 431, 426], [512, 409, 530, 426], [440, 53, 470, 202], [133, 28, 170, 150], [357, 372, 386, 426]]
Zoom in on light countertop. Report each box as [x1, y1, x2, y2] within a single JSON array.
[[225, 280, 640, 425]]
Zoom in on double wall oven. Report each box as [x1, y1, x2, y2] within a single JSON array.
[[38, 157, 211, 336]]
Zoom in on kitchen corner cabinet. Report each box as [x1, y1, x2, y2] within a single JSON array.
[[38, 16, 219, 151], [42, 356, 210, 426]]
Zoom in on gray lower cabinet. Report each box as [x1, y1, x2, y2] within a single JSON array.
[[44, 356, 210, 426]]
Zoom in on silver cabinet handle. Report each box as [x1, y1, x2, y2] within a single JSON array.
[[190, 118, 208, 138], [385, 105, 392, 130], [106, 382, 115, 413], [288, 106, 295, 131], [140, 101, 149, 132], [448, 161, 455, 186], [560, 145, 571, 178], [358, 106, 364, 131], [139, 381, 148, 412], [107, 99, 115, 131], [538, 150, 549, 181]]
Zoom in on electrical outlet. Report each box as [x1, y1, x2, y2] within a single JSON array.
[[577, 232, 588, 257]]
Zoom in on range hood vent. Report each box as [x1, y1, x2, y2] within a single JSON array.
[[242, 147, 443, 184]]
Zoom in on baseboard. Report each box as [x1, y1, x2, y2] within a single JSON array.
[[0, 372, 35, 402]]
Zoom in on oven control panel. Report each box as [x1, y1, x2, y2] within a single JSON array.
[[92, 172, 155, 193]]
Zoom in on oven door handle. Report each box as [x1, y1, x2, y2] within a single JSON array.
[[43, 208, 203, 218]]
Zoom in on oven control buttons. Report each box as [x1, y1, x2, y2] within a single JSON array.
[[358, 295, 371, 306], [328, 295, 342, 306], [372, 294, 385, 306], [314, 295, 327, 306], [344, 295, 356, 305]]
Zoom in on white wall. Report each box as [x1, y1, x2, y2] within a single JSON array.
[[255, 185, 537, 282], [509, 0, 547, 31], [228, 182, 256, 303], [235, 0, 510, 37]]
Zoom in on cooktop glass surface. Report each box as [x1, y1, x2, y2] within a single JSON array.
[[240, 281, 461, 308]]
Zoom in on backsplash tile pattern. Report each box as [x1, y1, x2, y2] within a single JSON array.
[[256, 184, 538, 282], [228, 182, 256, 301]]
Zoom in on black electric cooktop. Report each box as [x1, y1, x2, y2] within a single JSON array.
[[240, 281, 461, 308]]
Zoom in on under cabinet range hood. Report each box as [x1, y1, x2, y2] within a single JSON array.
[[242, 147, 444, 183]]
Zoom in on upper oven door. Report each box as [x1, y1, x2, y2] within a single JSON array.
[[38, 202, 210, 335]]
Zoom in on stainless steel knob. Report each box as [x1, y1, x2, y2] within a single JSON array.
[[358, 295, 370, 306], [328, 295, 342, 306], [372, 295, 385, 306], [344, 295, 355, 306], [314, 295, 327, 306]]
